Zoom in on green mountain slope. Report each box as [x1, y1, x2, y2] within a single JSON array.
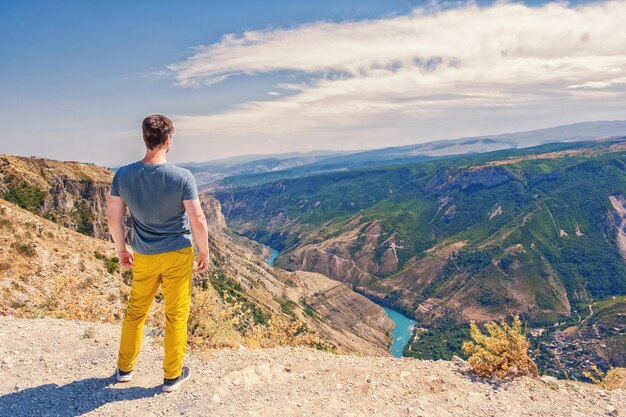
[[216, 139, 626, 330]]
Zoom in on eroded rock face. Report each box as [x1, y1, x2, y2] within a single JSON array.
[[608, 195, 626, 263], [0, 156, 230, 242], [0, 196, 394, 356], [282, 220, 402, 288], [282, 270, 394, 351], [426, 166, 514, 194], [205, 198, 394, 355], [0, 154, 113, 239], [200, 194, 227, 234]]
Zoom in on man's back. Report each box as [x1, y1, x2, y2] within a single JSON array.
[[107, 114, 208, 392], [111, 161, 198, 254]]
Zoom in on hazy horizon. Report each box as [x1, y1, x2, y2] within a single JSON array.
[[4, 117, 626, 168]]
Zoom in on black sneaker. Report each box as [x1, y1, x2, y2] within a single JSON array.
[[162, 366, 191, 392], [115, 368, 133, 383]]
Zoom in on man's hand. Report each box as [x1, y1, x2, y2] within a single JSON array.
[[183, 198, 210, 274], [107, 195, 133, 269], [118, 245, 134, 269], [196, 251, 209, 273]]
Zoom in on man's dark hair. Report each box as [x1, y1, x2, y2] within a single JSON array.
[[142, 114, 174, 150]]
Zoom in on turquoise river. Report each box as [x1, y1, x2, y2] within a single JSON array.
[[264, 246, 416, 357]]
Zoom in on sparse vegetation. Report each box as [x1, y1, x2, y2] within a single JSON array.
[[462, 315, 538, 379], [105, 257, 119, 274], [186, 284, 332, 351], [1, 182, 46, 212], [94, 251, 119, 274], [300, 300, 316, 318], [582, 365, 626, 390], [121, 269, 132, 286], [274, 297, 297, 318], [72, 200, 94, 235], [14, 243, 36, 257]]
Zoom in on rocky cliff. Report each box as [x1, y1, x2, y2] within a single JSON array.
[[0, 154, 113, 239], [197, 195, 394, 355], [0, 154, 393, 356], [425, 166, 515, 194]]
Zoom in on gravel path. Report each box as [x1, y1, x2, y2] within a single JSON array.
[[0, 317, 623, 417]]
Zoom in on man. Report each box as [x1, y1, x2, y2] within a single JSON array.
[[106, 114, 209, 393]]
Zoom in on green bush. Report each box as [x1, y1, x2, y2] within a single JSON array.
[[2, 183, 46, 212], [275, 297, 297, 318], [105, 257, 119, 274], [72, 201, 94, 235]]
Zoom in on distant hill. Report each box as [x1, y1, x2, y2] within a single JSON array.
[[194, 120, 626, 190], [178, 150, 351, 190]]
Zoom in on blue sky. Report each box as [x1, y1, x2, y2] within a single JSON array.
[[1, 0, 624, 166]]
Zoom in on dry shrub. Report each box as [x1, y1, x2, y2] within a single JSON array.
[[584, 366, 626, 390], [14, 243, 36, 257], [243, 314, 331, 350], [186, 286, 243, 349], [3, 273, 125, 323], [185, 285, 333, 351], [602, 368, 626, 390], [4, 262, 333, 353], [462, 315, 538, 379], [39, 275, 119, 322]]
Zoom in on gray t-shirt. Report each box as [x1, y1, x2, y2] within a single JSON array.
[[110, 161, 199, 255]]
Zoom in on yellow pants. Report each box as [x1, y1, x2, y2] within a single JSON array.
[[117, 246, 194, 379]]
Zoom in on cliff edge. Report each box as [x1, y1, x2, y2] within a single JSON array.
[[0, 317, 623, 417]]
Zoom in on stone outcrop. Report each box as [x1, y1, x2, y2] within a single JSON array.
[[281, 220, 399, 288], [0, 154, 113, 239], [426, 166, 514, 194], [200, 193, 227, 233]]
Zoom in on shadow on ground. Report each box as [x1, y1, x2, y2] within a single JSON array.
[[0, 375, 160, 417]]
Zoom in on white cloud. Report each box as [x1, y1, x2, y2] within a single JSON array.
[[166, 1, 626, 157], [567, 76, 626, 89], [267, 91, 281, 96]]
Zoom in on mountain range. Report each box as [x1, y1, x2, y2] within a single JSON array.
[[214, 136, 626, 373], [182, 120, 626, 191]]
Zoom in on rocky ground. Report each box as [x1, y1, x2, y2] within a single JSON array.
[[0, 316, 624, 417]]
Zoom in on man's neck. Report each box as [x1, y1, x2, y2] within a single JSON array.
[[141, 148, 168, 164]]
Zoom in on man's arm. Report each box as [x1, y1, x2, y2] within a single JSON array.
[[183, 199, 210, 273], [106, 195, 134, 268]]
